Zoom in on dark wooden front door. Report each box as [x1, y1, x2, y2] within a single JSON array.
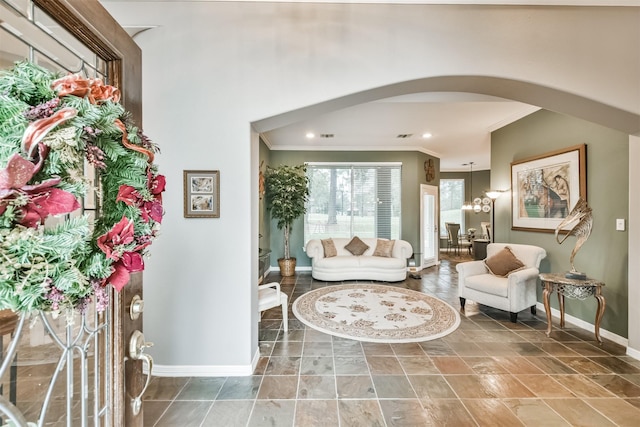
[[33, 1, 146, 425]]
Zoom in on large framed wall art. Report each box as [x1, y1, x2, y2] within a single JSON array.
[[511, 144, 586, 233], [184, 170, 220, 218]]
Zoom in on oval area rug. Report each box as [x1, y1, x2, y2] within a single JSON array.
[[292, 284, 460, 343]]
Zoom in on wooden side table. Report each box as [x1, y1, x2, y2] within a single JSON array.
[[539, 273, 606, 344]]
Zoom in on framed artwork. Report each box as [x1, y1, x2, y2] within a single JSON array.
[[511, 144, 586, 232], [183, 170, 220, 218], [424, 159, 435, 182]]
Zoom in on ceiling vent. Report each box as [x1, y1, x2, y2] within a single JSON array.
[[396, 134, 412, 139], [320, 134, 334, 138]]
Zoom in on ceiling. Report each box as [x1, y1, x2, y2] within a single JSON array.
[[262, 92, 540, 172], [104, 0, 633, 172]]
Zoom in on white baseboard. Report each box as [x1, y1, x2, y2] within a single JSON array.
[[626, 346, 640, 361], [147, 348, 261, 377], [536, 302, 628, 348]]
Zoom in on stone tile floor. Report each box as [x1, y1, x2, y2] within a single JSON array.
[[142, 255, 640, 426]]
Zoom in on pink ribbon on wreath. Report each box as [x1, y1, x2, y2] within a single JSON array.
[[52, 75, 120, 104], [114, 119, 155, 164], [21, 107, 77, 159]]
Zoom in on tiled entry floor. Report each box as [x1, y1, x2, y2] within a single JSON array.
[[143, 258, 640, 426]]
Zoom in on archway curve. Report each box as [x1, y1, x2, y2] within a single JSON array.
[[253, 75, 640, 136]]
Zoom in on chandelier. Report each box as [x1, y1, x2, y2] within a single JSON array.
[[461, 162, 485, 213]]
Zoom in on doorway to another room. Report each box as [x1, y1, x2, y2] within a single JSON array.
[[420, 184, 439, 269]]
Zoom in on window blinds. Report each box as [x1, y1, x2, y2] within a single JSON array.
[[304, 163, 401, 244]]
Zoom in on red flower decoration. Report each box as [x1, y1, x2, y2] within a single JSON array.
[[142, 201, 163, 223], [149, 173, 166, 200], [145, 173, 165, 223], [0, 153, 80, 227], [106, 262, 130, 292], [116, 185, 140, 206], [122, 252, 144, 272], [115, 173, 165, 224], [96, 216, 135, 260], [105, 251, 145, 292]]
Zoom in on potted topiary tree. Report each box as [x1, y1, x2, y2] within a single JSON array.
[[264, 164, 310, 276]]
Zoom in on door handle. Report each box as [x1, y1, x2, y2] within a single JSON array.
[[128, 330, 154, 416]]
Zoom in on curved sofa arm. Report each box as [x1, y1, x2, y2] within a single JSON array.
[[305, 239, 324, 260], [507, 267, 540, 285], [392, 240, 413, 259], [455, 260, 488, 279]]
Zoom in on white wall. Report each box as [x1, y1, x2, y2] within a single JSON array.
[[102, 2, 640, 372], [629, 136, 640, 358]]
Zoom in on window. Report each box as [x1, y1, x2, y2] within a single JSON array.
[[440, 179, 465, 236], [304, 163, 401, 243]]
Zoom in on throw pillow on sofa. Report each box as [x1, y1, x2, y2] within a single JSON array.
[[345, 236, 369, 255], [484, 246, 525, 277], [373, 239, 395, 257], [321, 238, 337, 257]]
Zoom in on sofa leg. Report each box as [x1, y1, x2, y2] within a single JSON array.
[[530, 305, 536, 315], [459, 297, 466, 308], [510, 312, 518, 323]]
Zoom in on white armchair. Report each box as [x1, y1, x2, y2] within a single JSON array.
[[456, 243, 547, 322], [258, 282, 288, 331]]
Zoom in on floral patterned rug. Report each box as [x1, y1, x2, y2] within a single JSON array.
[[292, 284, 460, 343]]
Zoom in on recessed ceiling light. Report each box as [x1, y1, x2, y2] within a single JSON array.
[[422, 133, 432, 139], [306, 132, 315, 139]]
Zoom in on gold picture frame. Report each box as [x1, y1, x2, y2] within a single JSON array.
[[183, 170, 220, 218], [511, 144, 586, 233]]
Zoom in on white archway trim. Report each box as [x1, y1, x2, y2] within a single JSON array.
[[253, 76, 640, 136]]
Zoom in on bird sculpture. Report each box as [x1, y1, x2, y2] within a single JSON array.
[[554, 197, 593, 279]]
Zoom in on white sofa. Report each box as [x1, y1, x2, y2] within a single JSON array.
[[305, 237, 413, 282], [456, 243, 547, 322]]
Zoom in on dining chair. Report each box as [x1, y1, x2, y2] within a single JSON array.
[[446, 223, 473, 255], [258, 282, 288, 331]]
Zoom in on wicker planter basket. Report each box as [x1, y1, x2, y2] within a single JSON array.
[[278, 258, 296, 277]]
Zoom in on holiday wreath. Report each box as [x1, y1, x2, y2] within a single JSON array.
[[0, 62, 165, 313]]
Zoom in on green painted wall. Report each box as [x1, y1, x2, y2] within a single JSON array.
[[265, 150, 439, 267], [492, 110, 629, 337]]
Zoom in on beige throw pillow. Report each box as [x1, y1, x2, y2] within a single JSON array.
[[373, 239, 395, 257], [321, 238, 337, 258], [484, 246, 526, 277], [344, 236, 369, 256]]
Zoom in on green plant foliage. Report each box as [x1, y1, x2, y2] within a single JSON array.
[[264, 164, 309, 259]]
